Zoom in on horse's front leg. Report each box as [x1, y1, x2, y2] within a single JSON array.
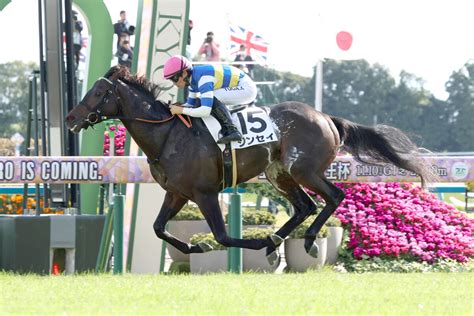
[[195, 193, 268, 250], [153, 191, 209, 254]]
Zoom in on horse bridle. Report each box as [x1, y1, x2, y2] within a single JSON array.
[[79, 77, 117, 126], [78, 76, 192, 129]]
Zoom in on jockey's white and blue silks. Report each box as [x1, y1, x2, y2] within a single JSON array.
[[181, 64, 257, 118]]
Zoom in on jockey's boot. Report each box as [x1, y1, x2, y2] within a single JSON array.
[[211, 98, 242, 144]]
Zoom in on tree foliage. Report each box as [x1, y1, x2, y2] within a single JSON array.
[[0, 61, 39, 138], [240, 182, 291, 212], [323, 59, 396, 125], [253, 66, 313, 105], [443, 63, 474, 151], [254, 59, 473, 152], [1, 60, 471, 152]]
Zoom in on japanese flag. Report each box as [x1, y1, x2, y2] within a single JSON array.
[[316, 13, 364, 60]]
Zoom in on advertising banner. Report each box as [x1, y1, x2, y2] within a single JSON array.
[[0, 155, 471, 184]]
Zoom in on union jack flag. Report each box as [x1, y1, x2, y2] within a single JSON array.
[[229, 23, 269, 62]]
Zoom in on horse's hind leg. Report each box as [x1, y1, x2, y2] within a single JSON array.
[[295, 174, 345, 257], [153, 192, 209, 254], [194, 193, 268, 250], [264, 162, 317, 263]]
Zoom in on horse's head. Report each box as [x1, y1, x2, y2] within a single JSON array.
[[65, 66, 126, 133]]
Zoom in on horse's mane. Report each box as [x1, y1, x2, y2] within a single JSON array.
[[104, 65, 163, 100]]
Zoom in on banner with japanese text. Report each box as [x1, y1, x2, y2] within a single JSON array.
[[0, 156, 471, 184]]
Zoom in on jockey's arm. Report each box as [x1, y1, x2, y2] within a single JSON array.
[[181, 105, 211, 117], [181, 79, 214, 117], [184, 90, 198, 107]]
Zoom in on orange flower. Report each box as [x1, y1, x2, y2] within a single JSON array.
[[15, 195, 23, 203]]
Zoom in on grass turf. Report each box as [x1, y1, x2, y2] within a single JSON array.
[[1, 271, 472, 315]]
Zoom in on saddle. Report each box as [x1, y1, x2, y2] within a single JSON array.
[[229, 104, 248, 114], [172, 102, 275, 190]]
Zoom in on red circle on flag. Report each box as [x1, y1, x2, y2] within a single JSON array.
[[336, 31, 353, 51]]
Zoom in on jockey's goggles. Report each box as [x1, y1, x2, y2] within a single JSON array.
[[169, 73, 182, 83]]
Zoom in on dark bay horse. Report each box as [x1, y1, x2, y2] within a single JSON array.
[[65, 65, 435, 264]]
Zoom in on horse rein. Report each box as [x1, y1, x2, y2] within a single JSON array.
[[81, 77, 192, 128]]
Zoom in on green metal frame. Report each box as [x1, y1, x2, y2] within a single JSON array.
[[128, 0, 191, 273], [113, 194, 124, 274], [228, 188, 243, 273], [0, 0, 11, 11], [125, 0, 144, 273], [95, 204, 113, 273], [73, 0, 113, 214]]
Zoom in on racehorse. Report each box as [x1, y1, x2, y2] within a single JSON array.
[[65, 65, 435, 264]]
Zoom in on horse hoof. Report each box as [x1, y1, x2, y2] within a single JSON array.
[[269, 233, 284, 246], [197, 242, 213, 253], [266, 250, 280, 266], [306, 242, 319, 258]]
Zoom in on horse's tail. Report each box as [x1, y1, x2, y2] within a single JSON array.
[[330, 116, 437, 187]]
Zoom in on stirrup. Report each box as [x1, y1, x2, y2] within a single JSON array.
[[217, 131, 242, 144]]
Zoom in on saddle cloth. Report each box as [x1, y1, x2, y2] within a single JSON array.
[[201, 106, 278, 152]]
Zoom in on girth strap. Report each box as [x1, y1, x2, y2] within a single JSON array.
[[222, 144, 237, 189]]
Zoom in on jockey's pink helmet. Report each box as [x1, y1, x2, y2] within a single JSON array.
[[163, 55, 192, 79]]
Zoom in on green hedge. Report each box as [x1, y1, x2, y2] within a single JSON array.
[[190, 232, 226, 251], [225, 209, 276, 225], [173, 204, 204, 220], [288, 215, 329, 238]]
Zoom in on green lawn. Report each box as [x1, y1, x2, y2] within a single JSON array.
[[440, 192, 471, 211], [1, 271, 472, 315]]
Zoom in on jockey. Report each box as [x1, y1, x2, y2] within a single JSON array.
[[164, 55, 257, 144]]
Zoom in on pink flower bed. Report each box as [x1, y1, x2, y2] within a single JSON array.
[[334, 182, 474, 263], [103, 124, 126, 156]]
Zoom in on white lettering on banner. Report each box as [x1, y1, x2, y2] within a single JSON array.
[[41, 161, 102, 181], [20, 161, 35, 181], [0, 161, 14, 180], [326, 161, 352, 180], [0, 156, 471, 183]]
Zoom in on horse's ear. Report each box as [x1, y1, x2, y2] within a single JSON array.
[[103, 66, 120, 80], [103, 65, 127, 81], [109, 65, 131, 81], [109, 66, 123, 81]]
